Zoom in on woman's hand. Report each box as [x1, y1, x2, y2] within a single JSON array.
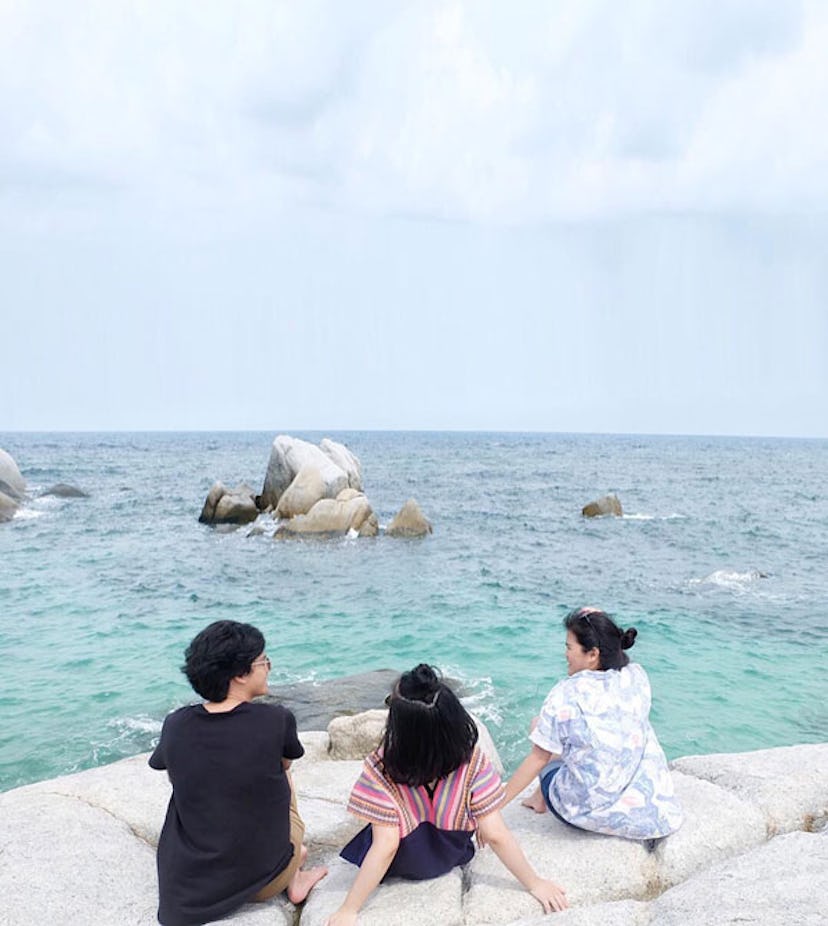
[[325, 910, 358, 926], [529, 877, 568, 913]]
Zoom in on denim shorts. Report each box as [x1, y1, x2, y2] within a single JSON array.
[[538, 761, 573, 827]]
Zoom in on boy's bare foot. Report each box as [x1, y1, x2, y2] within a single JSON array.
[[520, 786, 548, 814], [287, 865, 328, 904]]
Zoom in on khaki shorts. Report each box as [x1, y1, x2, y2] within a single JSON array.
[[252, 783, 305, 901]]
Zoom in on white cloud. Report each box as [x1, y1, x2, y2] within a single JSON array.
[[0, 0, 825, 229]]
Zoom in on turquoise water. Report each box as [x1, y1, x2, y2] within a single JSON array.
[[1, 431, 827, 792]]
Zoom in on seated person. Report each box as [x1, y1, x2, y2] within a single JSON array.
[[505, 607, 683, 842], [149, 619, 326, 926], [326, 664, 567, 925]]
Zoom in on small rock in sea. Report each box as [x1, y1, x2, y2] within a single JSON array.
[[582, 494, 623, 518], [42, 484, 89, 498], [198, 481, 259, 526], [386, 498, 433, 537]]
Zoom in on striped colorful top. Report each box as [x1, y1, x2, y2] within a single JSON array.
[[346, 744, 506, 835], [341, 745, 507, 880]]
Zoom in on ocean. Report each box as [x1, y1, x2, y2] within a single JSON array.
[[1, 430, 826, 793]]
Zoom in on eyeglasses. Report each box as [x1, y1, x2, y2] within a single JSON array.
[[250, 656, 271, 671], [577, 607, 600, 628]]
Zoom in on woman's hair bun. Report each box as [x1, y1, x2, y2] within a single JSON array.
[[620, 627, 638, 650], [397, 663, 442, 700], [411, 663, 440, 688]]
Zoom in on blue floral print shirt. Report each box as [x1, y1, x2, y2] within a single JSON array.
[[530, 663, 683, 839]]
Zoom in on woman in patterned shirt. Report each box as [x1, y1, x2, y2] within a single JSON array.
[[505, 608, 683, 842], [326, 664, 568, 925]]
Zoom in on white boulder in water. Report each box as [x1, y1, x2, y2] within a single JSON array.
[[276, 466, 327, 519], [261, 436, 363, 509], [0, 448, 26, 522], [275, 492, 378, 538]]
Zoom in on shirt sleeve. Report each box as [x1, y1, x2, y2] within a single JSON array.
[[281, 707, 305, 760], [346, 754, 400, 827], [468, 748, 507, 819], [529, 684, 566, 755], [148, 717, 167, 770]]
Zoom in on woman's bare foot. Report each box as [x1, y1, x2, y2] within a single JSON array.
[[520, 786, 548, 814], [287, 844, 328, 903]]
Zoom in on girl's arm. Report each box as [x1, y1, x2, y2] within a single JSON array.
[[325, 823, 400, 926], [503, 745, 555, 804], [476, 810, 568, 912]]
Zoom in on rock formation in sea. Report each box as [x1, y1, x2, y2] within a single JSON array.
[[1, 711, 825, 926], [261, 436, 363, 510], [198, 435, 432, 538], [582, 494, 623, 518], [0, 447, 26, 522]]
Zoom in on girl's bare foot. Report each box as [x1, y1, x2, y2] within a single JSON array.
[[520, 786, 548, 814], [287, 865, 328, 904]]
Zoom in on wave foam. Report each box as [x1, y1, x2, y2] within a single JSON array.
[[689, 569, 770, 591]]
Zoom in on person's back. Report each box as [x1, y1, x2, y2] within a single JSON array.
[[534, 660, 681, 838], [149, 620, 326, 926], [326, 664, 568, 925], [150, 701, 299, 924]]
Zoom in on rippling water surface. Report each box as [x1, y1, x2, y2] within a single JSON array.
[[1, 431, 826, 792]]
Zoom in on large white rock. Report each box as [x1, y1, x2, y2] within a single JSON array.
[[464, 800, 652, 924], [510, 899, 649, 926], [301, 856, 464, 926], [1, 739, 826, 926], [0, 489, 18, 522], [650, 770, 767, 889], [320, 438, 363, 491], [26, 753, 169, 845], [0, 447, 26, 498], [0, 447, 25, 521], [327, 709, 387, 760], [276, 466, 327, 519], [325, 709, 503, 774], [671, 742, 828, 835], [647, 829, 828, 925], [275, 495, 378, 537], [262, 436, 351, 508]]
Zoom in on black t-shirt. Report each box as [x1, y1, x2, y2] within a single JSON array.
[[149, 701, 304, 926]]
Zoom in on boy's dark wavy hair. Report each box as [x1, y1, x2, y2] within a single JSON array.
[[182, 620, 265, 702], [564, 606, 637, 671], [381, 664, 478, 787]]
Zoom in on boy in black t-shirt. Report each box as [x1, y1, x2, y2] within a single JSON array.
[[149, 620, 327, 926]]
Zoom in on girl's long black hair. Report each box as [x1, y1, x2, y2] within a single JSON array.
[[381, 664, 478, 787]]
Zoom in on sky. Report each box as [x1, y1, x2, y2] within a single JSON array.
[[1, 0, 826, 437]]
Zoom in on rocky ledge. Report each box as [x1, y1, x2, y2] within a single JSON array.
[[1, 718, 825, 926]]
